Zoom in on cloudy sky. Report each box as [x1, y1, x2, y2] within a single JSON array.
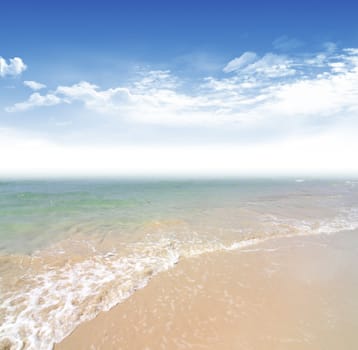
[[1, 0, 358, 177]]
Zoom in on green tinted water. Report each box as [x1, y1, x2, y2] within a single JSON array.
[[1, 178, 356, 254]]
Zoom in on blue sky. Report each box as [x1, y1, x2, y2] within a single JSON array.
[[1, 0, 358, 177]]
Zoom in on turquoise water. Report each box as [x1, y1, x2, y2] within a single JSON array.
[[0, 179, 281, 253], [1, 178, 358, 349], [1, 178, 354, 253]]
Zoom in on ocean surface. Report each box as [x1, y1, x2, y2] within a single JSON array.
[[1, 178, 358, 349]]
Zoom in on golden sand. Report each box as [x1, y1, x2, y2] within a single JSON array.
[[56, 231, 358, 350]]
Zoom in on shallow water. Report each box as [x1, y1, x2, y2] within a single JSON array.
[[1, 178, 358, 349]]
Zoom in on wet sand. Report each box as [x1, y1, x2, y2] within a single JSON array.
[[56, 230, 358, 350]]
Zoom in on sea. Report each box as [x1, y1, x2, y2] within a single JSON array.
[[1, 178, 358, 349]]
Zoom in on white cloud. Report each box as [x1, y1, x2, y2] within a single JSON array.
[[133, 70, 179, 90], [344, 48, 358, 55], [244, 53, 295, 77], [6, 93, 62, 112], [5, 47, 358, 131], [2, 46, 358, 176], [24, 80, 46, 90], [303, 43, 338, 68], [0, 56, 27, 77], [55, 81, 133, 113]]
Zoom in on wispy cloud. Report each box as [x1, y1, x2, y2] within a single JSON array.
[[272, 36, 304, 51], [24, 80, 46, 90], [0, 56, 27, 77], [5, 46, 358, 131], [133, 70, 179, 90], [224, 52, 296, 78], [223, 52, 258, 73]]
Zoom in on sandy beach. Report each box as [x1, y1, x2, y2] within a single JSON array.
[[2, 180, 358, 349], [56, 230, 358, 350]]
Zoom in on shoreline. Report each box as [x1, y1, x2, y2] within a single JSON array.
[[55, 230, 358, 349]]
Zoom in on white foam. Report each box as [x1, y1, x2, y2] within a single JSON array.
[[0, 240, 181, 350], [273, 208, 358, 236]]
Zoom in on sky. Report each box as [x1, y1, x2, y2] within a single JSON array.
[[1, 0, 358, 177]]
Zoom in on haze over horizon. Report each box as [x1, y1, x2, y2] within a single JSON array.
[[1, 0, 358, 177]]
